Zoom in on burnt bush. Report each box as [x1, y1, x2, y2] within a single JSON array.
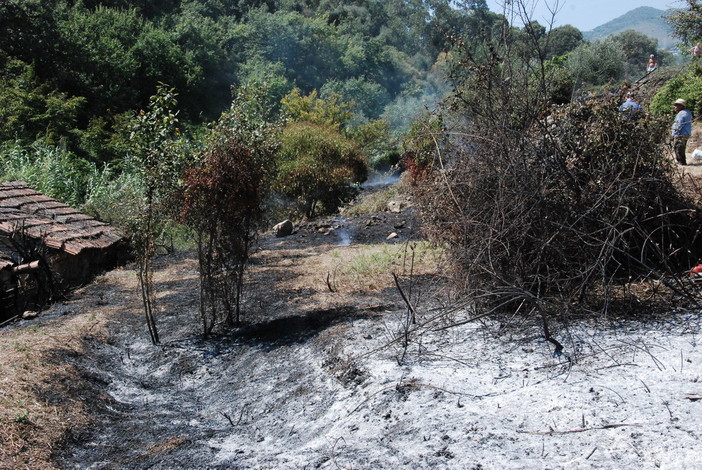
[[412, 94, 702, 317], [406, 2, 702, 319], [181, 87, 278, 334]]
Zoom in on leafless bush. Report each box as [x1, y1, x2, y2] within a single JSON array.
[[414, 95, 702, 318], [408, 8, 702, 321]]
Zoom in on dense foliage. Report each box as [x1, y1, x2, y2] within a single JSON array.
[[0, 0, 507, 168], [275, 121, 366, 217]]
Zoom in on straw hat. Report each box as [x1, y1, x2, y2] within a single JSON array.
[[674, 98, 687, 106]]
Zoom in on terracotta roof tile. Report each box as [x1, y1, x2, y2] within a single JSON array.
[[0, 181, 122, 255]]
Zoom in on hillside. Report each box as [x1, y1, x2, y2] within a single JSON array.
[[584, 6, 675, 49]]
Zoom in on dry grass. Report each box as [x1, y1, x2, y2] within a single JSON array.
[[0, 263, 143, 469], [0, 313, 109, 469]]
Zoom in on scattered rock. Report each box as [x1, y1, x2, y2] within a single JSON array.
[[272, 220, 294, 237], [387, 200, 404, 213], [387, 232, 398, 240], [365, 215, 381, 227], [22, 310, 38, 320]]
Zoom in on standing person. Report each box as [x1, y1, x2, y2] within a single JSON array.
[[672, 98, 693, 165], [647, 54, 657, 73]]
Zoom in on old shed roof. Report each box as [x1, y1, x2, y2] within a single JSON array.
[[0, 181, 122, 256]]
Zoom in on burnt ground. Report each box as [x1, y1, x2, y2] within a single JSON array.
[[4, 180, 702, 469], [25, 200, 449, 469]]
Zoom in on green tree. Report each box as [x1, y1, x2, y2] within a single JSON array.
[[541, 24, 583, 60], [567, 39, 625, 89], [0, 0, 66, 82], [0, 57, 86, 145], [610, 29, 658, 80], [167, 3, 242, 118], [126, 84, 187, 345], [321, 77, 390, 120], [281, 88, 354, 130], [347, 119, 397, 170], [666, 0, 702, 46], [275, 121, 367, 217], [244, 9, 348, 94], [237, 57, 292, 113]]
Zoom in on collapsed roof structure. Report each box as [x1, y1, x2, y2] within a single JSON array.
[[0, 181, 126, 321]]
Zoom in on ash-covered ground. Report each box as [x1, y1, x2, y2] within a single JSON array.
[[21, 201, 702, 469]]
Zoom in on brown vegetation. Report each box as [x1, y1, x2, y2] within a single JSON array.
[[411, 94, 702, 320]]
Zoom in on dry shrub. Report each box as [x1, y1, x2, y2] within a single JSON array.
[[181, 87, 278, 334], [413, 95, 702, 317]]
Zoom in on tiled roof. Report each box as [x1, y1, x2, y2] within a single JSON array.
[[0, 181, 122, 256], [0, 250, 13, 270]]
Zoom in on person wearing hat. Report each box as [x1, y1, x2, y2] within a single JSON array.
[[672, 98, 693, 165]]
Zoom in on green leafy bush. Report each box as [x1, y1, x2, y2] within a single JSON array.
[[650, 64, 702, 117], [275, 121, 367, 217]]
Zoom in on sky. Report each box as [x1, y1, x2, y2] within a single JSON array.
[[485, 0, 684, 31]]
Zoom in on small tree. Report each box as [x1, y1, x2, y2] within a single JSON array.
[[127, 83, 186, 345], [275, 89, 367, 217], [666, 0, 702, 46], [567, 39, 625, 90], [280, 88, 353, 131], [182, 86, 277, 334]]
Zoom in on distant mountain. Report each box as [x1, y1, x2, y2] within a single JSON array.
[[583, 6, 676, 49]]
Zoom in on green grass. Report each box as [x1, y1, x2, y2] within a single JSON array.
[[340, 241, 443, 286]]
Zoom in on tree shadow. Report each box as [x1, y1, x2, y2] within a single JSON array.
[[233, 306, 376, 350]]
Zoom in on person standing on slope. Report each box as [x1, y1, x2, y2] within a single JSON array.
[[647, 54, 657, 73], [672, 98, 693, 166]]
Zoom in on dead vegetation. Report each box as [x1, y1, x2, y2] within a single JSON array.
[[410, 68, 702, 324], [0, 308, 110, 469]]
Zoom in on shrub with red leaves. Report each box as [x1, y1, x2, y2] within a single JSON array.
[[181, 88, 278, 334]]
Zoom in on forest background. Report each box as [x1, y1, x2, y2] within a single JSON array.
[[0, 0, 689, 214]]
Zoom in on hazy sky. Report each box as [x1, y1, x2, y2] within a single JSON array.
[[485, 0, 684, 31]]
